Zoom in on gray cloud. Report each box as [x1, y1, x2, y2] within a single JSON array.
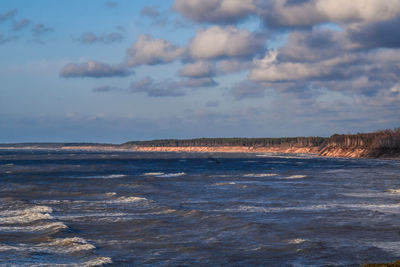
[[128, 77, 186, 97], [60, 61, 132, 78], [32, 24, 52, 35], [189, 26, 265, 59], [12, 18, 30, 31], [180, 77, 217, 88], [347, 17, 400, 49], [178, 61, 215, 78], [92, 85, 122, 93], [140, 6, 160, 18], [78, 32, 123, 44], [258, 0, 400, 28], [0, 9, 17, 23], [230, 80, 267, 99], [173, 0, 255, 24], [126, 34, 185, 66]]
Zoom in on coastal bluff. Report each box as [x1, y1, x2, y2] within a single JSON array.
[[1, 129, 399, 159], [124, 129, 400, 159]]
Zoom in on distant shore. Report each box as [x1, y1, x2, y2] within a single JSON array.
[[1, 128, 399, 159]]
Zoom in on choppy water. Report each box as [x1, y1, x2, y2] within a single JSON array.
[[1, 150, 400, 266]]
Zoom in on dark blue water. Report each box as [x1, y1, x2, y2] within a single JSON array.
[[1, 149, 400, 266]]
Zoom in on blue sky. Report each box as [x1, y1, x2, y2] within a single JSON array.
[[1, 0, 400, 143]]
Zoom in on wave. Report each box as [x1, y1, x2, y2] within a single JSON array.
[[0, 221, 68, 233], [156, 172, 186, 178], [0, 205, 53, 224], [143, 172, 164, 176], [78, 174, 127, 179], [285, 175, 307, 179], [109, 196, 148, 203], [212, 182, 236, 186], [243, 173, 278, 177], [0, 237, 95, 254], [288, 238, 307, 244], [387, 189, 400, 194], [82, 257, 113, 267]]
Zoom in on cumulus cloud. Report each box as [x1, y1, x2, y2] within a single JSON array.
[[126, 34, 185, 66], [347, 17, 400, 49], [259, 0, 400, 28], [78, 32, 123, 44], [60, 61, 132, 78], [174, 0, 255, 24], [140, 6, 160, 18], [178, 61, 215, 78], [189, 26, 265, 59], [0, 9, 17, 23]]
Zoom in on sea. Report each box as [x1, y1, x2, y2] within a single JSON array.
[[1, 149, 400, 266]]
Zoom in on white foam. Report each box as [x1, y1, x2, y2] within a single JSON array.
[[223, 204, 330, 213], [387, 189, 400, 194], [0, 205, 53, 224], [288, 238, 307, 244], [0, 212, 52, 224], [109, 196, 148, 203], [101, 174, 126, 179], [285, 175, 307, 179], [82, 257, 113, 267], [142, 172, 164, 176], [243, 173, 278, 177], [80, 174, 126, 179], [212, 182, 236, 186], [104, 192, 117, 197], [156, 172, 186, 178], [371, 241, 400, 255], [0, 221, 67, 232], [0, 237, 95, 254]]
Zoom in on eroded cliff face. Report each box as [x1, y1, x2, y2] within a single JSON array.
[[318, 146, 370, 158], [133, 146, 320, 154]]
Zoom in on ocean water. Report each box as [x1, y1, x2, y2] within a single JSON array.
[[1, 150, 400, 266]]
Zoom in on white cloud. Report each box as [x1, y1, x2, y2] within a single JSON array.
[[189, 26, 264, 59], [126, 34, 185, 66], [174, 0, 255, 24], [179, 61, 215, 77]]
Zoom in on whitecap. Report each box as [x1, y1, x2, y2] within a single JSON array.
[[285, 175, 307, 179], [288, 238, 307, 244], [156, 172, 186, 178], [212, 182, 236, 186], [142, 172, 164, 176], [82, 257, 113, 267], [371, 241, 400, 255], [0, 221, 68, 233], [109, 196, 148, 203], [387, 189, 400, 194], [0, 212, 52, 224], [243, 173, 278, 177]]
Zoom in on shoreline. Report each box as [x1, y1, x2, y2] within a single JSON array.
[[1, 145, 398, 159]]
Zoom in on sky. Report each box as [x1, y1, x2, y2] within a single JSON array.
[[1, 0, 400, 143]]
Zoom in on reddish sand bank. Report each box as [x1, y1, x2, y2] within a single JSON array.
[[133, 146, 320, 154]]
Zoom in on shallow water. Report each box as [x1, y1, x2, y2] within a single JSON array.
[[0, 150, 400, 266]]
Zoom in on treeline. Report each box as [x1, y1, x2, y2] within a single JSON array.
[[324, 128, 400, 157], [123, 137, 327, 148]]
